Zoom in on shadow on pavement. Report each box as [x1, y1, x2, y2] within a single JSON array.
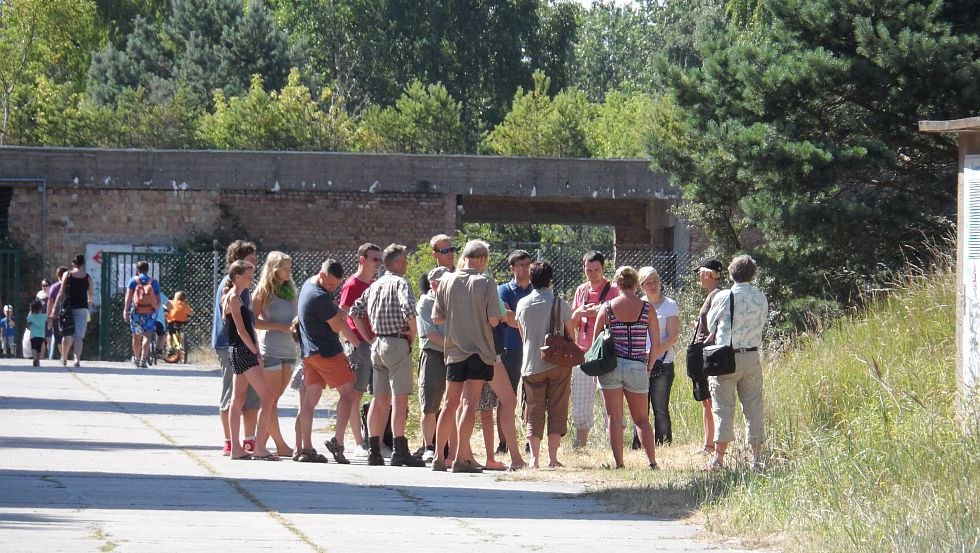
[[0, 364, 217, 378], [0, 397, 301, 418], [0, 436, 218, 453], [0, 469, 650, 521]]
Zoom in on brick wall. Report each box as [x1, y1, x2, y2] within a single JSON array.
[[10, 187, 455, 272]]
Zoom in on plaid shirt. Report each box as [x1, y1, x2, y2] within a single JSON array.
[[349, 272, 416, 335]]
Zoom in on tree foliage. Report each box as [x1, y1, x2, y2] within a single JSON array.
[[0, 0, 100, 144], [354, 81, 465, 154], [197, 69, 354, 151], [656, 0, 979, 317], [88, 0, 299, 108], [482, 70, 593, 158]]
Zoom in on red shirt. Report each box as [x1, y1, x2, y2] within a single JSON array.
[[572, 279, 620, 350], [340, 275, 374, 341]]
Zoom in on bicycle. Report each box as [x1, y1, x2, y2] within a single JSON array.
[[163, 321, 188, 364]]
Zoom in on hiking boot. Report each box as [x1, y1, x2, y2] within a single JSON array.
[[413, 446, 427, 459], [390, 437, 425, 467], [324, 437, 350, 464], [495, 442, 508, 454], [367, 436, 385, 466]]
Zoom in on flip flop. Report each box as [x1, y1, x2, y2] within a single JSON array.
[[231, 454, 252, 461], [253, 454, 280, 462], [482, 460, 506, 471]]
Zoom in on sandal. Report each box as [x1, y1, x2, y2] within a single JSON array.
[[482, 460, 506, 471], [295, 449, 315, 463], [507, 462, 528, 472], [231, 454, 252, 461], [253, 453, 280, 462]]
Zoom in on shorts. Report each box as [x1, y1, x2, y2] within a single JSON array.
[[371, 336, 414, 397], [218, 348, 260, 411], [289, 362, 305, 391], [70, 308, 89, 341], [263, 356, 295, 371], [417, 348, 447, 414], [344, 340, 374, 392], [30, 336, 45, 353], [303, 353, 355, 389], [447, 353, 494, 383], [154, 320, 165, 336], [229, 344, 259, 375], [598, 357, 650, 394], [130, 311, 156, 334], [500, 347, 523, 392]]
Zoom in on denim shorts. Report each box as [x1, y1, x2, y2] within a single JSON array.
[[263, 356, 296, 371], [598, 357, 649, 394]]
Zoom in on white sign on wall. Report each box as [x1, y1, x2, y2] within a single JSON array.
[[963, 155, 980, 389], [85, 244, 133, 307]]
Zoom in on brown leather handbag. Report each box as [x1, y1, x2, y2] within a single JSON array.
[[540, 297, 584, 367]]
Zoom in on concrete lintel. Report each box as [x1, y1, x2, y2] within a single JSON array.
[[0, 146, 675, 201], [918, 116, 980, 133]]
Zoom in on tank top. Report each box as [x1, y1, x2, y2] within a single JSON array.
[[606, 301, 650, 363], [66, 274, 90, 309], [258, 295, 297, 358], [225, 297, 256, 349]]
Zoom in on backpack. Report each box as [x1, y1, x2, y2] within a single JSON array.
[[134, 276, 156, 313]]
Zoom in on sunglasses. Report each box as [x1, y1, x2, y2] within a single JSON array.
[[434, 247, 456, 254]]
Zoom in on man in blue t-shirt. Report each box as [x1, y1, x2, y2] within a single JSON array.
[[296, 259, 360, 463], [123, 260, 161, 368], [495, 249, 533, 453]]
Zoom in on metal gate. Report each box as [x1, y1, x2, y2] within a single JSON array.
[[0, 248, 22, 354], [99, 252, 189, 361]]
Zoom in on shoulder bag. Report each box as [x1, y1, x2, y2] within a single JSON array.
[[540, 298, 584, 367], [580, 303, 617, 377], [702, 291, 736, 376]]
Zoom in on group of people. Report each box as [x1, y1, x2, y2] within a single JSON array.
[[206, 235, 769, 472], [19, 255, 95, 367]]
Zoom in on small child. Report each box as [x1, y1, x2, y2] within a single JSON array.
[[164, 291, 194, 352], [26, 300, 47, 367], [0, 305, 16, 358]]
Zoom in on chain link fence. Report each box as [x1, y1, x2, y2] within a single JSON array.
[[97, 245, 698, 362]]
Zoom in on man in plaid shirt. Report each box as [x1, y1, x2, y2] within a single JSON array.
[[350, 244, 425, 468]]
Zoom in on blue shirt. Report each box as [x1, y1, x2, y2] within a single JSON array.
[[498, 279, 533, 350], [707, 282, 768, 350], [297, 278, 343, 358], [127, 274, 161, 296], [211, 275, 252, 349], [0, 317, 15, 337]]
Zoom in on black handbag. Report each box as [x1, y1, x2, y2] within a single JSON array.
[[686, 331, 705, 381], [702, 292, 736, 376], [58, 304, 74, 336]]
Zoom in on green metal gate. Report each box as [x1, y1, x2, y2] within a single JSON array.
[[99, 252, 188, 361], [0, 248, 22, 355]]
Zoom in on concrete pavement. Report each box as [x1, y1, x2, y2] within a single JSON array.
[[0, 358, 747, 552]]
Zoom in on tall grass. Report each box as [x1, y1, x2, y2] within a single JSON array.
[[695, 254, 979, 551]]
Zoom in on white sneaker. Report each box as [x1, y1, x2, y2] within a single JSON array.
[[349, 443, 369, 458], [380, 445, 393, 459], [422, 449, 435, 462]]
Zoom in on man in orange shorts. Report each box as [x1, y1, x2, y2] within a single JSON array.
[[296, 259, 360, 463]]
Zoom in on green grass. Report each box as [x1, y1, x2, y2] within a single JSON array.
[[691, 257, 979, 551]]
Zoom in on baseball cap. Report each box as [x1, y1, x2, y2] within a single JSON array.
[[428, 266, 451, 282], [698, 258, 724, 274]]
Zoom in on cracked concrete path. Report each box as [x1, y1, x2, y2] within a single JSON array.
[[0, 358, 749, 552]]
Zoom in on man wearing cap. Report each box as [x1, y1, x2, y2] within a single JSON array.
[[296, 259, 359, 463], [431, 239, 501, 473], [415, 266, 450, 462], [568, 250, 620, 448], [350, 244, 425, 468]]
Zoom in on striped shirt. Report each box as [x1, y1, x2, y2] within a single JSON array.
[[605, 301, 650, 363]]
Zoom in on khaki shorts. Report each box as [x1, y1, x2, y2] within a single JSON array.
[[303, 353, 355, 389], [417, 348, 447, 414], [371, 336, 413, 396]]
